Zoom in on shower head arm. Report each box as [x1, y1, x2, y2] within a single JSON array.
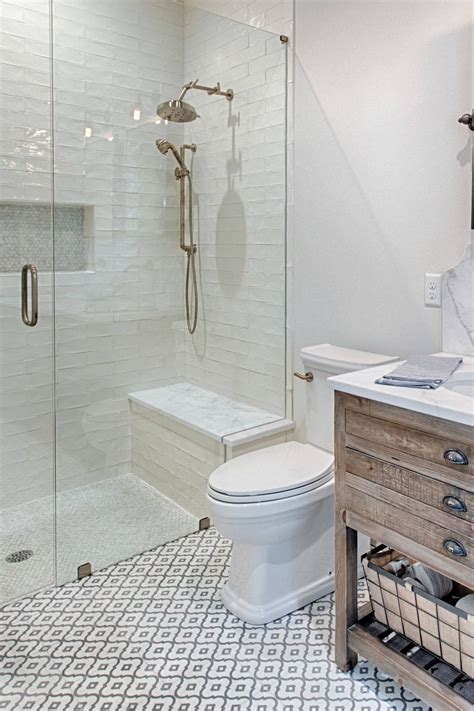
[[177, 78, 233, 102], [177, 79, 197, 102]]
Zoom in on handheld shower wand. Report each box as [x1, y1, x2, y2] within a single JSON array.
[[155, 80, 233, 334], [156, 139, 198, 334], [155, 139, 188, 172]]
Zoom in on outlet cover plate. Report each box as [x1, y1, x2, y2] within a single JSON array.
[[425, 273, 442, 307]]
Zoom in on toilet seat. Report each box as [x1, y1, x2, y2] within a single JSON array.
[[208, 441, 334, 504]]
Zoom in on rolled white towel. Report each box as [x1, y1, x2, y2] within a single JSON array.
[[408, 563, 453, 598], [456, 594, 474, 614]]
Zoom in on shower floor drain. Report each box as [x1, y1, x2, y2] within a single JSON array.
[[5, 549, 34, 563]]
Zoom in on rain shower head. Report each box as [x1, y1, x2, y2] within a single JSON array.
[[156, 99, 199, 123], [156, 79, 233, 124]]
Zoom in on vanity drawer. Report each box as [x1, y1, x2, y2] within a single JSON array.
[[344, 487, 474, 580], [345, 448, 474, 523], [345, 410, 473, 478]]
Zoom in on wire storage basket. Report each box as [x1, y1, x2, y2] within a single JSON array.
[[363, 546, 474, 677]]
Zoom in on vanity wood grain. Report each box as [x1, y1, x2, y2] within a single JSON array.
[[345, 449, 473, 525], [335, 392, 474, 710]]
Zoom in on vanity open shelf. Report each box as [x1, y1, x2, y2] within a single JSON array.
[[332, 389, 474, 711], [349, 612, 474, 708]]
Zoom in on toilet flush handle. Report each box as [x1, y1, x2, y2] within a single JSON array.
[[293, 371, 313, 382]]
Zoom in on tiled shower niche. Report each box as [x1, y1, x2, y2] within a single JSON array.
[[0, 204, 87, 272]]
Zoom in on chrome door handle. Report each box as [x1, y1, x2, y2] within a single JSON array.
[[443, 448, 468, 465], [21, 264, 38, 327], [293, 371, 313, 382]]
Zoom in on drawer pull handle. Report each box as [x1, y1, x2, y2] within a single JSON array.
[[442, 495, 467, 513], [443, 448, 468, 465], [443, 539, 467, 557]]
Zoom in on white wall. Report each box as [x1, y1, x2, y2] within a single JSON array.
[[293, 0, 472, 438]]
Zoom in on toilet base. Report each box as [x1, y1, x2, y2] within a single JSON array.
[[218, 493, 338, 625], [221, 563, 366, 625], [210, 476, 368, 625], [221, 572, 335, 625]]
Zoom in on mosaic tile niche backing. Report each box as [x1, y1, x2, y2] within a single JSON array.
[[0, 204, 86, 272]]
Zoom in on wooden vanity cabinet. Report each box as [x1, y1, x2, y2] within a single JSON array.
[[335, 392, 474, 710]]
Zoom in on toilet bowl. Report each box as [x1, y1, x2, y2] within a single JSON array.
[[208, 441, 336, 624], [208, 344, 398, 625]]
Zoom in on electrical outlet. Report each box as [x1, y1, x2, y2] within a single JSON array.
[[424, 273, 442, 307]]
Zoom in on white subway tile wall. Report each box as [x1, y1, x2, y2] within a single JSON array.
[[0, 270, 56, 508], [182, 6, 288, 414], [131, 402, 224, 518], [0, 0, 291, 568], [52, 0, 187, 500], [0, 0, 55, 515], [1, 0, 187, 509], [186, 0, 293, 37], [186, 0, 295, 421], [131, 400, 292, 518]]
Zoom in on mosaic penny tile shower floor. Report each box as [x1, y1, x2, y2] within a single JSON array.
[[0, 474, 197, 605]]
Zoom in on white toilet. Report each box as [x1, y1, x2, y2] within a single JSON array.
[[207, 343, 397, 625]]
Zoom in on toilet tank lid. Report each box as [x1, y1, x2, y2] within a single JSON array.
[[300, 343, 398, 373]]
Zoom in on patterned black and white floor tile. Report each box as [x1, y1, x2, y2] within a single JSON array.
[[0, 529, 431, 711]]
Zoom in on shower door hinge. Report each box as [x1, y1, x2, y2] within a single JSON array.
[[78, 562, 92, 579], [280, 35, 289, 44]]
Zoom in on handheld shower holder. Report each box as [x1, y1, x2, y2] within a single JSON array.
[[175, 167, 189, 179]]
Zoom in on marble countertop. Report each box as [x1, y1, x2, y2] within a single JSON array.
[[328, 353, 474, 426]]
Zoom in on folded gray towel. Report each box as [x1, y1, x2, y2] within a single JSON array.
[[375, 355, 463, 389]]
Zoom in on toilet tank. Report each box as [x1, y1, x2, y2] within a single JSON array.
[[299, 344, 398, 453]]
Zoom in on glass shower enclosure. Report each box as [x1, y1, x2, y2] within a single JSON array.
[[0, 0, 56, 602], [0, 0, 288, 605]]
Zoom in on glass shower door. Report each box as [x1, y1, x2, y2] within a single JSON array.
[[0, 0, 56, 604], [51, 0, 197, 584], [51, 1, 289, 585]]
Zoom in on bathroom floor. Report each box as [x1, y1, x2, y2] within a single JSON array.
[[0, 528, 430, 711], [0, 474, 198, 605]]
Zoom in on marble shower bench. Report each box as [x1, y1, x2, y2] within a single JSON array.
[[128, 382, 294, 520]]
